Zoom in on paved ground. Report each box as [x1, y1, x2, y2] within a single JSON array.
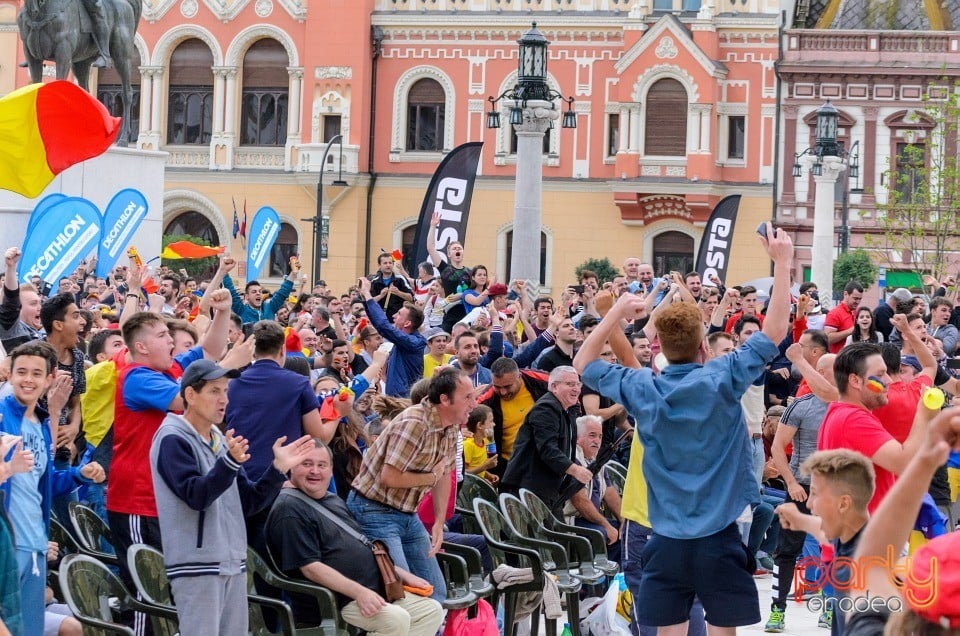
[[744, 573, 826, 636], [531, 572, 827, 636]]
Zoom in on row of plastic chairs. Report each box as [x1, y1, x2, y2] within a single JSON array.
[[456, 475, 622, 636], [49, 501, 496, 635]]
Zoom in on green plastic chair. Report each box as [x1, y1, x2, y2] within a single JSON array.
[[442, 541, 495, 599], [473, 499, 554, 636], [250, 546, 352, 636], [436, 550, 479, 609], [59, 553, 179, 636], [68, 501, 119, 567], [606, 460, 628, 477], [456, 473, 499, 534], [126, 544, 174, 609], [48, 517, 82, 602], [603, 464, 626, 498], [499, 493, 598, 636], [520, 488, 619, 578]]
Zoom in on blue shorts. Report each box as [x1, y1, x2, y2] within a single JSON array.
[[636, 523, 760, 628]]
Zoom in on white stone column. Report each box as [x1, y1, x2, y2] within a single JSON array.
[[223, 67, 238, 135], [151, 70, 163, 132], [508, 99, 557, 290], [628, 104, 641, 153], [138, 68, 152, 139], [687, 103, 701, 154], [285, 67, 304, 171], [211, 66, 228, 134], [617, 106, 630, 153], [810, 156, 846, 301]]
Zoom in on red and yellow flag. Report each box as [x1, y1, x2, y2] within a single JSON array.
[[0, 81, 120, 198], [161, 241, 226, 259]]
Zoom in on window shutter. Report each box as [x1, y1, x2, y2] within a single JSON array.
[[645, 79, 688, 156]]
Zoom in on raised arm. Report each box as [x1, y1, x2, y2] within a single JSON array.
[[199, 256, 235, 316], [760, 226, 794, 344], [426, 212, 444, 267]]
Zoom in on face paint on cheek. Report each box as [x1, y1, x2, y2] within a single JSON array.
[[866, 376, 886, 393]]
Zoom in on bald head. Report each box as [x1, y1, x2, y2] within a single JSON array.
[[816, 353, 837, 384]]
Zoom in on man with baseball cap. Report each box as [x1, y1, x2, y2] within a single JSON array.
[[150, 359, 313, 635]]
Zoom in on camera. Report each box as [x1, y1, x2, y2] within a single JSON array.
[[570, 285, 585, 295]]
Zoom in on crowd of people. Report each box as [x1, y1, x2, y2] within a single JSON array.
[[3, 214, 960, 636]]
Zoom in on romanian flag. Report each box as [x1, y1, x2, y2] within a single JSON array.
[[0, 81, 120, 198], [161, 241, 226, 259]]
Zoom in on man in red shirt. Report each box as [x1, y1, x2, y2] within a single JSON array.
[[873, 316, 937, 443], [823, 282, 863, 353], [817, 331, 926, 513], [724, 285, 765, 333]]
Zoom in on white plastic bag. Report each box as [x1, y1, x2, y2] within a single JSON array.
[[580, 579, 631, 636]]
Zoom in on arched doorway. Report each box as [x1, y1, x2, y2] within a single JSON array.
[[653, 231, 694, 275], [164, 211, 220, 245]]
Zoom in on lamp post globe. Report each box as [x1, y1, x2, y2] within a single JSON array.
[[815, 101, 839, 157], [517, 22, 549, 101]]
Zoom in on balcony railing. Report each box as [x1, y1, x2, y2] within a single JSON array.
[[785, 30, 958, 60]]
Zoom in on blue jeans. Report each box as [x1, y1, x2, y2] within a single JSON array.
[[622, 520, 705, 636], [747, 501, 778, 557], [17, 549, 46, 636], [346, 492, 446, 603]]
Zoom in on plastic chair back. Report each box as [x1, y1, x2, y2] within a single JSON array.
[[68, 502, 119, 565], [127, 544, 173, 608]]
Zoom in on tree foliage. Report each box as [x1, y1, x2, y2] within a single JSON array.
[[161, 234, 218, 280], [575, 257, 619, 284], [834, 249, 877, 292], [865, 81, 960, 283]]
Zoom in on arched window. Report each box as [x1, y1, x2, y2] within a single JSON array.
[[267, 223, 299, 278], [240, 39, 288, 146], [644, 78, 688, 156], [505, 230, 548, 285], [406, 78, 446, 152], [167, 39, 214, 145], [97, 54, 141, 145], [652, 231, 694, 275], [164, 211, 220, 245]]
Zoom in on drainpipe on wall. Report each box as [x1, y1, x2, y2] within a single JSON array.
[[364, 26, 384, 274]]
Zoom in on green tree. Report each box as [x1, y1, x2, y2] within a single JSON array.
[[161, 234, 218, 280], [833, 249, 877, 293], [865, 80, 960, 284], [575, 258, 619, 284]]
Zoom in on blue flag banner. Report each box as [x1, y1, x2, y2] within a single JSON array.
[[246, 206, 281, 279], [25, 193, 67, 237], [96, 188, 148, 278], [18, 197, 102, 284]]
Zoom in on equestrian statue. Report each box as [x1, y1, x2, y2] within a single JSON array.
[[18, 0, 142, 145]]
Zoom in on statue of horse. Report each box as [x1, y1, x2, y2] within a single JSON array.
[[18, 0, 142, 146]]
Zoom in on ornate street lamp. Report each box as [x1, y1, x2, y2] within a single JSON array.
[[486, 23, 576, 130]]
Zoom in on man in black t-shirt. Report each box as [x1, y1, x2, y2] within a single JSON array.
[[426, 212, 472, 332], [265, 441, 443, 634], [369, 253, 414, 321]]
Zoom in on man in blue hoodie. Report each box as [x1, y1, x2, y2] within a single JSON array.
[[1, 340, 105, 632]]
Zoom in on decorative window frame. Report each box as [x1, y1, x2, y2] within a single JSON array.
[[631, 65, 699, 160], [389, 66, 456, 163], [717, 103, 748, 167]]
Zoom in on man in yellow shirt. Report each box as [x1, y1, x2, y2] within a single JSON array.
[[477, 357, 548, 478]]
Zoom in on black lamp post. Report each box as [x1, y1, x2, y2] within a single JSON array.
[[486, 23, 576, 130], [792, 101, 862, 254], [302, 134, 348, 282]]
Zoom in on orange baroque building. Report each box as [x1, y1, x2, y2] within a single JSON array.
[[0, 0, 780, 293]]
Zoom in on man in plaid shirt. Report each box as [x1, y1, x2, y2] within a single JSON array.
[[347, 367, 476, 603]]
